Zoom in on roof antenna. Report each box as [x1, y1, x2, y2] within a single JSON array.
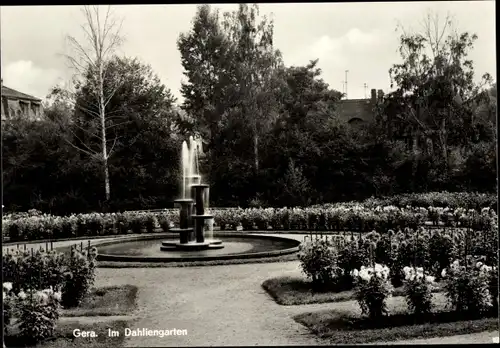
[[345, 70, 349, 99]]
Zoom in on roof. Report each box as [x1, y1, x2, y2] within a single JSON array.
[[1, 85, 41, 102]]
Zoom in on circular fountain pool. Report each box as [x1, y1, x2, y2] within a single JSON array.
[[95, 233, 300, 263]]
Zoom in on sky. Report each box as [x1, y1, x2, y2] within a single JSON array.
[[1, 1, 496, 103]]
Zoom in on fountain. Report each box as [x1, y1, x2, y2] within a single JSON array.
[[160, 136, 224, 251], [92, 135, 301, 265]]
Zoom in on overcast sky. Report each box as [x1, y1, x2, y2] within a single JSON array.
[[1, 2, 496, 103]]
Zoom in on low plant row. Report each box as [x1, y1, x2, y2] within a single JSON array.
[[2, 246, 98, 345], [2, 211, 179, 242], [2, 205, 497, 243], [213, 206, 496, 231], [361, 191, 497, 211]]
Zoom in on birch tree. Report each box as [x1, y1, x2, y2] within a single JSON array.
[[63, 5, 124, 202], [387, 11, 492, 180]]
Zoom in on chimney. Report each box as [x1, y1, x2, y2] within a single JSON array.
[[370, 89, 376, 103], [377, 89, 384, 100]]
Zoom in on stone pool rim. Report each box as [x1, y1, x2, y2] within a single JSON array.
[[95, 232, 301, 263]]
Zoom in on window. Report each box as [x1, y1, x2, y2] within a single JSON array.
[[348, 117, 364, 126]]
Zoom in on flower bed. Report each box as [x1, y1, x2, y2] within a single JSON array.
[[3, 204, 497, 243], [292, 258, 497, 343], [360, 191, 497, 211], [263, 223, 498, 308], [3, 247, 137, 346], [3, 245, 98, 308], [288, 228, 498, 341]]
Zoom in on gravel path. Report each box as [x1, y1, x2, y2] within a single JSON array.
[[95, 261, 329, 347]]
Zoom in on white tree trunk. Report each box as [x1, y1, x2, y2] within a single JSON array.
[[254, 133, 259, 172], [99, 61, 111, 201]]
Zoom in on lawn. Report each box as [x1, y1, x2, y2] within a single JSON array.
[[262, 276, 444, 305], [4, 320, 128, 348], [61, 285, 138, 317], [293, 294, 498, 344]]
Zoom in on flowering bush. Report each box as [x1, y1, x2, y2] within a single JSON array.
[[156, 212, 173, 232], [442, 259, 493, 316], [2, 249, 66, 294], [402, 266, 436, 316], [428, 231, 454, 279], [298, 238, 342, 290], [337, 238, 371, 288], [61, 247, 98, 308], [351, 264, 393, 320], [144, 214, 159, 233], [488, 265, 498, 312], [3, 283, 14, 336], [16, 287, 62, 343]]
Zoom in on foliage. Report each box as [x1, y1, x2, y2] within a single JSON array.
[[2, 246, 98, 311], [375, 13, 496, 192], [3, 204, 497, 243], [4, 55, 182, 215], [402, 266, 435, 316], [351, 264, 394, 320], [61, 247, 98, 308], [442, 259, 493, 316], [16, 287, 62, 344], [3, 7, 497, 212], [337, 238, 371, 288], [298, 238, 342, 290], [3, 283, 14, 336], [2, 249, 66, 294], [275, 160, 311, 207]]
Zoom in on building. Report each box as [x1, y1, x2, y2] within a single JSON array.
[[337, 88, 384, 126], [1, 79, 43, 121]]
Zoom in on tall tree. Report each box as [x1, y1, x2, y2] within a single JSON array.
[[386, 12, 493, 180], [74, 56, 181, 210], [178, 4, 284, 173], [221, 4, 284, 172], [178, 4, 231, 151], [62, 5, 124, 202]]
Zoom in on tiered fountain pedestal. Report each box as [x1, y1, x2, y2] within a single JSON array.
[[160, 182, 223, 251]]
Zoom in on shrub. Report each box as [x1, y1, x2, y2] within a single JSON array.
[[428, 231, 454, 279], [157, 212, 172, 232], [3, 283, 14, 337], [129, 214, 147, 233], [16, 287, 62, 344], [2, 249, 66, 294], [61, 247, 98, 308], [144, 214, 158, 233], [402, 266, 435, 316], [351, 264, 393, 320], [298, 238, 342, 290], [488, 265, 498, 312], [442, 259, 493, 316], [337, 237, 371, 288]]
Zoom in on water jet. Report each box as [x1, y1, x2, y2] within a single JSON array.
[[161, 136, 223, 251]]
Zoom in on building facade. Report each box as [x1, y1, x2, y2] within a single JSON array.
[[337, 88, 383, 126], [1, 79, 43, 121]]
